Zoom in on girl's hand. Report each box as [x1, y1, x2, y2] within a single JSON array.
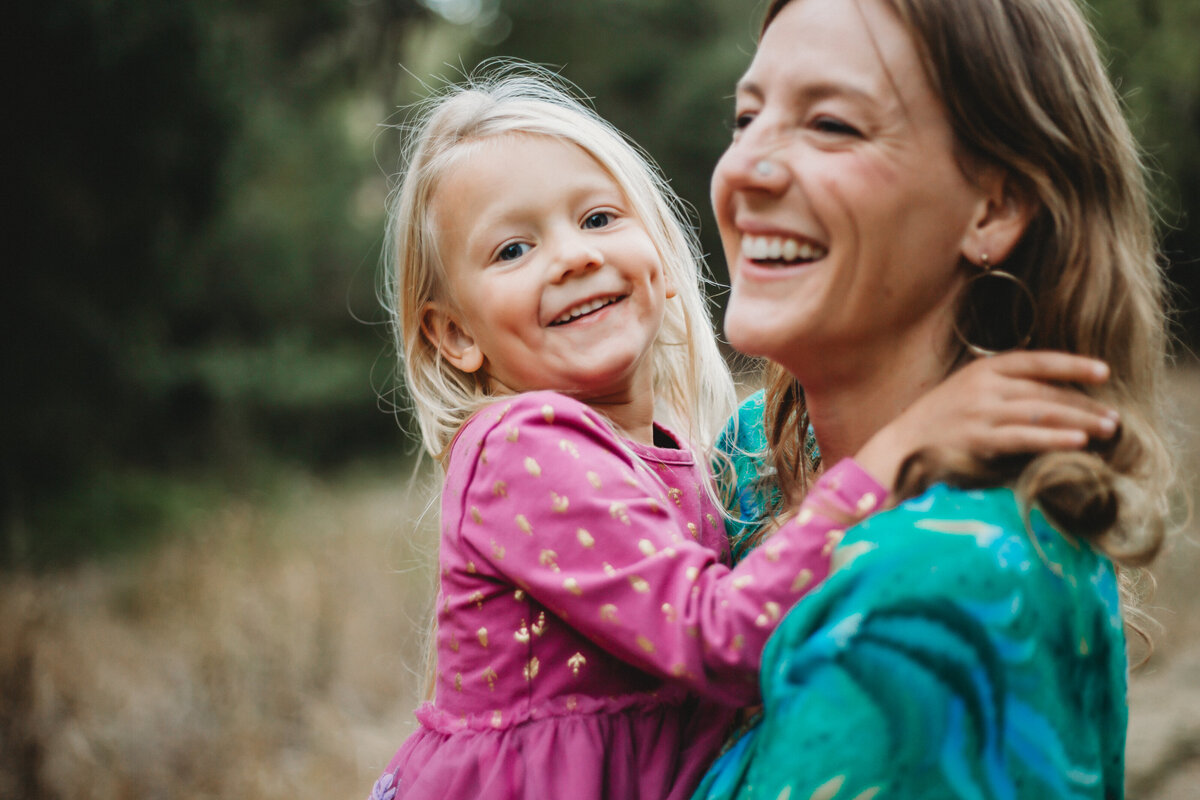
[[855, 352, 1118, 489]]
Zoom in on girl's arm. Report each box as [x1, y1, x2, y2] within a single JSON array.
[[450, 392, 885, 706]]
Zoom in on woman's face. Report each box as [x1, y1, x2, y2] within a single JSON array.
[[712, 0, 987, 375]]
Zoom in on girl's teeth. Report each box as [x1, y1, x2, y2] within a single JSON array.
[[742, 234, 826, 263], [552, 296, 617, 325]]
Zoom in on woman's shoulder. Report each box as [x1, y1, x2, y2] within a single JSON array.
[[835, 483, 1119, 609]]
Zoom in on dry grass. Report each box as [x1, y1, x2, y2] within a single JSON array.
[[2, 366, 1199, 800]]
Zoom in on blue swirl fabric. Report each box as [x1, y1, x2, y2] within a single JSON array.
[[698, 399, 1128, 799]]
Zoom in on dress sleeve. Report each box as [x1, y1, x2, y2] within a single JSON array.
[[451, 393, 887, 706], [693, 487, 1127, 800]]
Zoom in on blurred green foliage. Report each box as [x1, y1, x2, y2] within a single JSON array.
[[7, 0, 1198, 568]]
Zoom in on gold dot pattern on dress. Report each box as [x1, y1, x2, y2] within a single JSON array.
[[505, 426, 519, 443], [551, 492, 569, 513], [516, 514, 533, 535], [513, 589, 525, 602], [648, 499, 661, 514], [603, 562, 617, 576], [856, 491, 878, 513], [541, 404, 555, 423], [491, 710, 503, 728], [558, 439, 579, 458], [524, 657, 540, 681], [600, 603, 619, 623], [792, 569, 814, 592], [687, 522, 699, 539], [637, 635, 656, 653], [576, 528, 595, 548], [454, 672, 462, 692], [638, 539, 657, 556], [629, 575, 650, 593], [470, 507, 483, 524], [661, 603, 677, 622], [567, 652, 587, 676], [733, 575, 755, 590], [707, 513, 719, 528], [587, 471, 603, 489], [531, 612, 546, 636], [470, 591, 484, 610], [466, 561, 477, 574], [483, 667, 498, 691], [610, 502, 630, 525], [686, 566, 699, 581], [668, 487, 683, 506], [492, 480, 507, 497], [731, 634, 745, 652], [822, 529, 845, 557], [477, 627, 489, 647], [563, 577, 583, 596], [449, 634, 460, 653], [796, 507, 814, 525], [524, 457, 541, 477], [764, 543, 782, 562], [756, 601, 782, 627], [539, 550, 560, 571], [514, 621, 530, 643], [491, 540, 506, 559]]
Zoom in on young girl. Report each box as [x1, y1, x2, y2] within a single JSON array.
[[370, 66, 1119, 800]]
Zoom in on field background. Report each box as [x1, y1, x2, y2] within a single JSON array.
[[7, 1, 1200, 797], [1, 365, 1196, 799]]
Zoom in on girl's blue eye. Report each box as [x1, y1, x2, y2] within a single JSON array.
[[583, 212, 613, 230], [498, 242, 531, 261]]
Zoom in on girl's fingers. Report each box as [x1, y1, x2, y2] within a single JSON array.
[[983, 426, 1090, 455], [983, 351, 1110, 384], [999, 399, 1119, 438], [997, 382, 1119, 425]]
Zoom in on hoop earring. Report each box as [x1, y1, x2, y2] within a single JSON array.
[[952, 253, 1038, 357]]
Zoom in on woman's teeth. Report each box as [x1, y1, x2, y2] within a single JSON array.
[[742, 234, 827, 263], [550, 296, 620, 325]]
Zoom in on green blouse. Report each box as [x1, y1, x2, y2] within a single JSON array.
[[699, 397, 1128, 799]]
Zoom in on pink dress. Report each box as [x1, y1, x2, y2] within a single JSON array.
[[372, 391, 886, 800]]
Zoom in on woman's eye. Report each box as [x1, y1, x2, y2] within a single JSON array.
[[732, 112, 756, 132], [583, 212, 613, 230], [811, 115, 861, 137], [497, 242, 531, 261]]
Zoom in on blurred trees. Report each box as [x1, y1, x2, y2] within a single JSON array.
[[7, 0, 1198, 567]]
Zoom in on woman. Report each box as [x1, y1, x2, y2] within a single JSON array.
[[698, 0, 1171, 797]]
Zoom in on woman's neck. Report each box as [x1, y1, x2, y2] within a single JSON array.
[[798, 334, 954, 470]]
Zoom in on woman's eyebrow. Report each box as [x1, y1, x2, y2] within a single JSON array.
[[736, 77, 878, 107]]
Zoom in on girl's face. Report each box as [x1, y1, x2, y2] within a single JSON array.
[[712, 0, 987, 376], [425, 134, 672, 402]]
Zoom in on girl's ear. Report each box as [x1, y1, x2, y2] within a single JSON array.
[[960, 168, 1036, 266], [421, 302, 485, 374]]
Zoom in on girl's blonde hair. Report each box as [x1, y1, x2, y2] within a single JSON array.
[[383, 62, 735, 462], [755, 0, 1174, 587]]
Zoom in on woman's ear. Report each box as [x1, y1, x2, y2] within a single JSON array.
[[961, 169, 1036, 266], [421, 302, 485, 374]]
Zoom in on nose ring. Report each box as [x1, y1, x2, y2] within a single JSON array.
[[755, 159, 775, 177]]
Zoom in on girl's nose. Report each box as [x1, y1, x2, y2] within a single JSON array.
[[551, 231, 604, 282]]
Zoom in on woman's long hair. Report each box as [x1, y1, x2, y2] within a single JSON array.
[[755, 0, 1174, 601]]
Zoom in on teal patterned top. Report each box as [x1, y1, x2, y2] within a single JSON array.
[[699, 398, 1129, 799]]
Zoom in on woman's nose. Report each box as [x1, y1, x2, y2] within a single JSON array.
[[716, 135, 791, 195]]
